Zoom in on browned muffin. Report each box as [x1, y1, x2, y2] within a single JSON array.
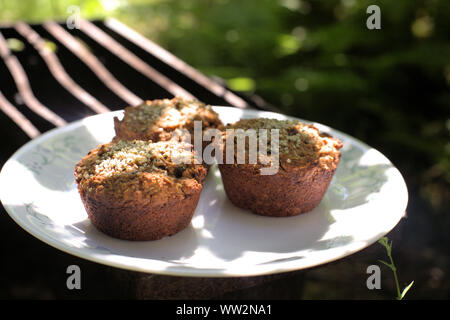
[[75, 139, 207, 241], [113, 96, 223, 144], [218, 118, 343, 217]]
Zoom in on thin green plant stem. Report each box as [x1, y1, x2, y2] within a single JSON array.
[[378, 236, 413, 300], [387, 245, 401, 299]]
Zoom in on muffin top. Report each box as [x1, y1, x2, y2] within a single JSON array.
[[75, 140, 207, 201], [222, 118, 343, 170], [114, 96, 223, 141]]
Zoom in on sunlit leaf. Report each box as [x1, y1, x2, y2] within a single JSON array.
[[6, 38, 24, 52], [276, 34, 301, 56], [44, 40, 58, 53], [227, 77, 255, 92], [400, 281, 414, 300]]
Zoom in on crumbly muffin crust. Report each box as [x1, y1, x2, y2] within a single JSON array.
[[75, 140, 205, 197], [218, 118, 343, 217], [113, 96, 223, 142], [223, 118, 342, 171], [75, 139, 207, 240]]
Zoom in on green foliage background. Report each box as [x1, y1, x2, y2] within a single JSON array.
[[1, 0, 449, 298]]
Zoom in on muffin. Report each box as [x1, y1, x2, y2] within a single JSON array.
[[75, 139, 207, 240], [218, 118, 343, 217], [113, 96, 223, 144]]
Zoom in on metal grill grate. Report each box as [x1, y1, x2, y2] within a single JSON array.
[[0, 19, 265, 142]]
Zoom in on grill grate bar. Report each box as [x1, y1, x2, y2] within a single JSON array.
[[79, 19, 195, 101], [15, 22, 111, 114], [43, 21, 143, 107], [0, 90, 40, 138], [104, 18, 249, 109], [0, 31, 67, 128], [0, 19, 266, 140]]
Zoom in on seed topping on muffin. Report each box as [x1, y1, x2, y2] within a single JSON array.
[[75, 140, 206, 197], [224, 118, 342, 170], [115, 97, 223, 139]]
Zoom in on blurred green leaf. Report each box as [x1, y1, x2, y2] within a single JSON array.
[[227, 77, 255, 92], [400, 281, 415, 300], [6, 38, 25, 52], [276, 34, 302, 56]]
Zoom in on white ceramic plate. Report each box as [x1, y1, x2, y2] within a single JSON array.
[[0, 107, 408, 277]]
